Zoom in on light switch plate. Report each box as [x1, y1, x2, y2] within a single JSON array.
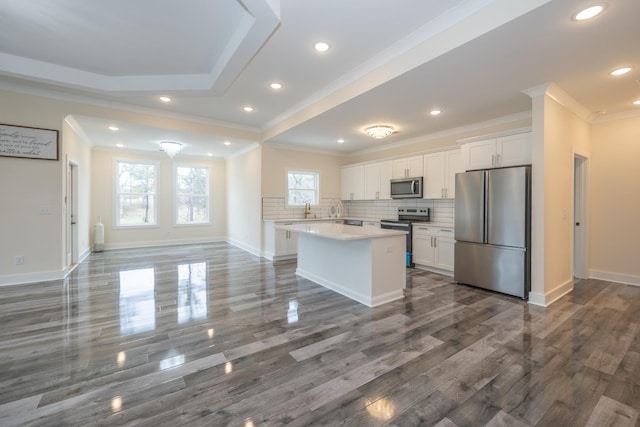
[[39, 206, 51, 215]]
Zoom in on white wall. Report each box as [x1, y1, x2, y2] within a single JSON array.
[[226, 146, 262, 256], [590, 115, 640, 284]]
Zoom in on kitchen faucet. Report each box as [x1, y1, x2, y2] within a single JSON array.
[[304, 202, 311, 218]]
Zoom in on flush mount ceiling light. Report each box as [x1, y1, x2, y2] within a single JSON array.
[[108, 125, 119, 131], [610, 67, 632, 76], [270, 82, 282, 90], [633, 100, 640, 105], [364, 125, 395, 139], [159, 96, 172, 103], [337, 139, 345, 144], [314, 42, 330, 52], [430, 109, 442, 116], [223, 141, 231, 146], [573, 4, 605, 21], [243, 105, 254, 112], [159, 141, 183, 159]]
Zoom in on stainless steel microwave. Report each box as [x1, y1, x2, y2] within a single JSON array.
[[390, 177, 423, 199]]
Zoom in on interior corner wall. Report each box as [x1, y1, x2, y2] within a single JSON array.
[[0, 90, 65, 284], [590, 115, 640, 283], [541, 95, 590, 299], [226, 146, 262, 256], [261, 145, 343, 199], [63, 119, 92, 262]]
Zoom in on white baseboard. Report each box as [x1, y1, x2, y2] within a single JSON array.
[[101, 236, 226, 251], [413, 264, 454, 277], [590, 270, 640, 287], [296, 267, 403, 308], [225, 238, 262, 258], [528, 278, 574, 307], [0, 270, 66, 286]]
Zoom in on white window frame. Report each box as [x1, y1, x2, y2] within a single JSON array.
[[286, 169, 320, 207], [174, 163, 211, 226], [113, 159, 159, 228]]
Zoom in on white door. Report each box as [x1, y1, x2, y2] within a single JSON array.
[[66, 161, 79, 267], [573, 155, 589, 279]]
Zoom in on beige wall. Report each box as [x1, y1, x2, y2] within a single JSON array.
[[261, 145, 343, 199], [0, 91, 66, 283], [91, 149, 227, 248], [590, 115, 640, 281], [227, 146, 262, 255], [542, 96, 590, 296]]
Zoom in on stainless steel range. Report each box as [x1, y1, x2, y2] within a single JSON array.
[[380, 208, 430, 267]]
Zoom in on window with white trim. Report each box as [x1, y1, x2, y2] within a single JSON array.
[[175, 165, 210, 225], [287, 170, 319, 205], [115, 160, 158, 227]]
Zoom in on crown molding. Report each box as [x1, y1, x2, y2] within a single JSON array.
[[0, 79, 261, 135]]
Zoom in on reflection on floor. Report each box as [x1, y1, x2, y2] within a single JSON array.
[[1, 243, 639, 426]]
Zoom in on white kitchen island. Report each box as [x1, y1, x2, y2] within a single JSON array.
[[277, 223, 407, 307]]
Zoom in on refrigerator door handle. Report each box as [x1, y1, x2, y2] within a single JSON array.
[[483, 172, 489, 243]]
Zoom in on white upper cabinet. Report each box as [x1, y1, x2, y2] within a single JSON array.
[[392, 155, 423, 178], [423, 149, 462, 199], [340, 165, 365, 200], [461, 132, 531, 170], [364, 161, 392, 200]]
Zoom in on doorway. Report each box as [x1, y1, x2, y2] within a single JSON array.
[[66, 160, 79, 268], [573, 154, 589, 279]]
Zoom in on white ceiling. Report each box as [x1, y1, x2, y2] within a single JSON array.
[[1, 0, 639, 157]]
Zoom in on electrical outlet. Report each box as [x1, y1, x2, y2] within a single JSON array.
[[39, 206, 51, 215], [14, 256, 24, 265]]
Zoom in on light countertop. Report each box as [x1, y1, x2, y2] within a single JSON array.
[[265, 217, 454, 228], [277, 222, 407, 241]]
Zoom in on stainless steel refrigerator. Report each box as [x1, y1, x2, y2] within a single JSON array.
[[454, 166, 531, 299]]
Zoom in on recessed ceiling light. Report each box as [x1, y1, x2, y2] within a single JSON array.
[[116, 143, 124, 148], [108, 125, 119, 131], [610, 67, 632, 76], [224, 141, 231, 146], [314, 42, 330, 52], [430, 109, 442, 116], [207, 153, 213, 156], [159, 96, 171, 103], [573, 5, 605, 21], [633, 100, 640, 105], [270, 82, 282, 90], [337, 139, 345, 144], [243, 106, 254, 112]]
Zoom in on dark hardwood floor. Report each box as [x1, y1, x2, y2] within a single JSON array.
[[1, 242, 639, 426]]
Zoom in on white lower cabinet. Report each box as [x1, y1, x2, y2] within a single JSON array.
[[264, 220, 342, 260], [263, 221, 298, 260], [412, 225, 454, 273]]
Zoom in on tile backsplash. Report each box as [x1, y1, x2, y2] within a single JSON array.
[[262, 197, 454, 224]]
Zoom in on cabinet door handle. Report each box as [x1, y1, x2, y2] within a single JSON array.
[[497, 154, 501, 165], [444, 187, 448, 198], [491, 154, 495, 166]]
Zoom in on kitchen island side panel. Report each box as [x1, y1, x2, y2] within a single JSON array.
[[295, 232, 405, 307]]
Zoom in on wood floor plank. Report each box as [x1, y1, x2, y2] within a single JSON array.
[[1, 242, 639, 425]]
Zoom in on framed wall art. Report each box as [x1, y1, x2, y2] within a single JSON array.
[[0, 123, 59, 161]]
